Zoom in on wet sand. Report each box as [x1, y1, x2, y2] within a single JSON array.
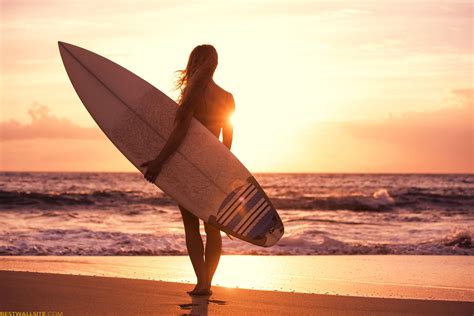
[[0, 255, 472, 301], [1, 270, 472, 315], [1, 255, 473, 315]]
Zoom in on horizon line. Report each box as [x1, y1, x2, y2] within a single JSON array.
[[1, 170, 472, 175]]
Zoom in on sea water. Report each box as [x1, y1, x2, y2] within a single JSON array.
[[0, 172, 472, 255]]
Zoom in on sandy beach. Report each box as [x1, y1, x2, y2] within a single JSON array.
[[1, 256, 472, 315], [0, 270, 472, 316]]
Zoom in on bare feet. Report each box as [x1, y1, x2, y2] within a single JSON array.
[[187, 283, 212, 296], [188, 288, 212, 296]]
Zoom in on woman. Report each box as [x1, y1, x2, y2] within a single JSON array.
[[140, 44, 235, 296]]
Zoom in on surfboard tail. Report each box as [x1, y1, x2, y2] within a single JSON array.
[[210, 177, 284, 247]]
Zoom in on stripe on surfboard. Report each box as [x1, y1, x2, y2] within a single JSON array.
[[248, 210, 274, 238], [238, 202, 269, 235], [218, 185, 255, 223], [220, 183, 252, 211], [218, 183, 252, 218], [221, 187, 259, 225], [234, 198, 267, 234], [220, 187, 257, 224], [242, 205, 271, 236]]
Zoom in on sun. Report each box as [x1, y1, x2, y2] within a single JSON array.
[[229, 113, 236, 126]]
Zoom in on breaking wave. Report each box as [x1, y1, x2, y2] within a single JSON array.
[[1, 186, 471, 212]]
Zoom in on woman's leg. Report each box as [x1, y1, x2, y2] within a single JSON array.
[[179, 205, 208, 290], [204, 222, 222, 287]]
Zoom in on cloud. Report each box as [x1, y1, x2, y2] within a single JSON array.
[[0, 103, 103, 141], [340, 89, 473, 172], [0, 138, 132, 172]]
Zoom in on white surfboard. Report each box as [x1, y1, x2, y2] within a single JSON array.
[[58, 42, 284, 247]]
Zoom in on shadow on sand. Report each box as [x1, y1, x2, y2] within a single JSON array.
[[178, 294, 227, 315]]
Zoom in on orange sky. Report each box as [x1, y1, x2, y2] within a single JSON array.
[[1, 0, 473, 173]]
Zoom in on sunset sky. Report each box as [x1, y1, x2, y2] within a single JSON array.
[[1, 0, 472, 173]]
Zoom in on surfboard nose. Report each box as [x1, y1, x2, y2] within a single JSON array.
[[58, 41, 79, 55], [58, 41, 72, 58], [58, 41, 73, 46]]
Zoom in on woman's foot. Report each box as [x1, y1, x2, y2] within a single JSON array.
[[188, 288, 212, 296], [187, 283, 212, 296]]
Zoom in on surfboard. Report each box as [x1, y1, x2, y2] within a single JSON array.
[[58, 42, 284, 247]]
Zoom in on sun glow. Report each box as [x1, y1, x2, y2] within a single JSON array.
[[1, 1, 471, 173], [229, 113, 236, 126]]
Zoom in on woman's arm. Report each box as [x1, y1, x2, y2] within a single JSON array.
[[142, 76, 208, 183], [141, 110, 193, 183], [155, 113, 193, 164]]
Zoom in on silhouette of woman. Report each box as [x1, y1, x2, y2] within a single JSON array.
[[141, 44, 235, 296]]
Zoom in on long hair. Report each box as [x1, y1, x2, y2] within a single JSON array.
[[174, 45, 218, 124]]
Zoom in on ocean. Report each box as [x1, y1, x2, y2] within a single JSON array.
[[0, 172, 472, 256]]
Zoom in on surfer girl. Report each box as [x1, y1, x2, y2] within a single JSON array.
[[141, 45, 235, 296]]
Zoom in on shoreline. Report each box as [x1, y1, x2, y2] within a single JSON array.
[[0, 255, 472, 302], [1, 270, 472, 315]]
